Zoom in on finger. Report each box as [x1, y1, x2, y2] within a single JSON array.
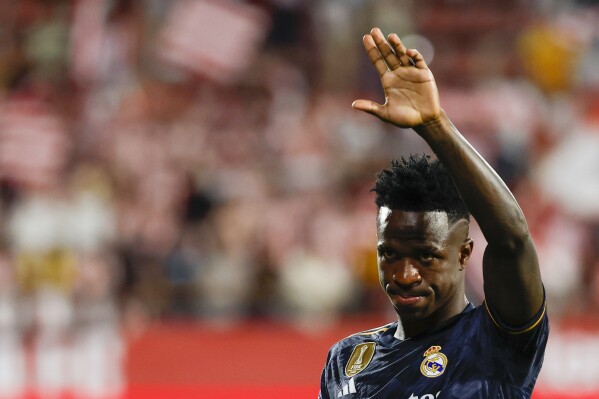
[[388, 34, 413, 67], [370, 27, 400, 70], [407, 48, 428, 69], [352, 99, 386, 119], [362, 34, 388, 77]]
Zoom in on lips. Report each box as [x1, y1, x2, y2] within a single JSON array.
[[391, 293, 423, 305], [386, 286, 427, 306]]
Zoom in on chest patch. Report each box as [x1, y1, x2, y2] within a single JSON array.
[[345, 342, 376, 377], [420, 345, 448, 378]]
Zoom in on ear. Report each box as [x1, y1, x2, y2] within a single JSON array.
[[458, 238, 473, 271]]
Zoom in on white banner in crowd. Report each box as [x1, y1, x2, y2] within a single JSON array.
[[158, 0, 269, 84]]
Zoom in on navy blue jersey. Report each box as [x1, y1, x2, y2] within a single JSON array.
[[319, 301, 548, 399]]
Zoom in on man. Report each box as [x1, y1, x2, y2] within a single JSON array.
[[318, 28, 548, 399]]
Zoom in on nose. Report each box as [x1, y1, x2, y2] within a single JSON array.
[[392, 261, 422, 288]]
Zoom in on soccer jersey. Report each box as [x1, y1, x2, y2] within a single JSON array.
[[319, 301, 548, 399]]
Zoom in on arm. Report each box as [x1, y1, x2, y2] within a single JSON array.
[[353, 28, 543, 327]]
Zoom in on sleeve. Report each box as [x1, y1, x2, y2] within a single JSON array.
[[479, 291, 549, 386], [484, 296, 547, 336]]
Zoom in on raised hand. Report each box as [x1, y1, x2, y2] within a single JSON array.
[[352, 28, 441, 128]]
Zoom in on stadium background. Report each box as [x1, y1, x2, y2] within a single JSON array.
[[0, 0, 597, 398]]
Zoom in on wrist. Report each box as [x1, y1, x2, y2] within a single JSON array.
[[413, 110, 450, 136]]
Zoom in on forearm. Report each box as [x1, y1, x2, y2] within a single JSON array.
[[414, 111, 529, 246]]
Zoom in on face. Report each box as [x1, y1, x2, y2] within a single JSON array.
[[377, 207, 472, 325]]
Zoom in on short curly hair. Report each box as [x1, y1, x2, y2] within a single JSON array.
[[372, 155, 470, 225]]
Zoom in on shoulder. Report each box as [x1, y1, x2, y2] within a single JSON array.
[[456, 300, 549, 367], [327, 322, 396, 355], [347, 322, 396, 339], [452, 301, 548, 341], [343, 322, 396, 343]]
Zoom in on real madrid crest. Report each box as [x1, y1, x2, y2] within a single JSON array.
[[345, 342, 376, 377], [420, 345, 448, 378]]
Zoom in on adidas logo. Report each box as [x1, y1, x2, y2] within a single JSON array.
[[337, 377, 357, 397]]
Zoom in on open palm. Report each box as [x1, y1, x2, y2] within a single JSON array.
[[353, 28, 441, 128]]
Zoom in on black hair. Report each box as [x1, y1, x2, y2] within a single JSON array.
[[372, 154, 470, 224]]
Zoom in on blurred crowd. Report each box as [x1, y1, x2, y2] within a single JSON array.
[[0, 0, 598, 396]]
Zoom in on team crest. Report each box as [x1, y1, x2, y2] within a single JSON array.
[[420, 346, 448, 378], [345, 342, 376, 377]]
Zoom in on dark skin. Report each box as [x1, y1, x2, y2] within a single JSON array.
[[377, 209, 472, 338], [355, 28, 543, 337]]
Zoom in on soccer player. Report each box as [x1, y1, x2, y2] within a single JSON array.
[[318, 28, 548, 399]]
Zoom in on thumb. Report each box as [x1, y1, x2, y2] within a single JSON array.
[[352, 99, 385, 118]]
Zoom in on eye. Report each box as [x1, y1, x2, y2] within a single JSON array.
[[419, 252, 435, 262], [378, 247, 396, 260]]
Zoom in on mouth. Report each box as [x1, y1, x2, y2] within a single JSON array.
[[386, 286, 427, 306], [390, 293, 424, 306]]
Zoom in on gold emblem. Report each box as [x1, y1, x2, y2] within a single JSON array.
[[345, 342, 376, 377], [420, 346, 448, 378]]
